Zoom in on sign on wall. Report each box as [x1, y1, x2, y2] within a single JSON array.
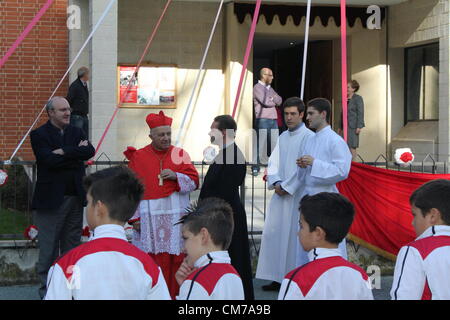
[[117, 64, 177, 108]]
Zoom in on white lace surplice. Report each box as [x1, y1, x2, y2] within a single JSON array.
[[131, 173, 196, 255]]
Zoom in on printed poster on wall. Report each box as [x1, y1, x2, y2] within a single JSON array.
[[118, 65, 176, 108]]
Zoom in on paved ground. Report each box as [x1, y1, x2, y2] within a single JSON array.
[[0, 277, 392, 300]]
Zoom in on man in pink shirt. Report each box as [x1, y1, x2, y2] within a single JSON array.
[[253, 68, 282, 175]]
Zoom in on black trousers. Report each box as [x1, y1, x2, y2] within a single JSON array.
[[34, 196, 83, 299], [228, 210, 255, 300]]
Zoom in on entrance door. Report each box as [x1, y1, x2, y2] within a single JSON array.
[[272, 40, 333, 104]]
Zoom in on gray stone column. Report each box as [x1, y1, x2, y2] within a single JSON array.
[[89, 0, 118, 159], [438, 2, 450, 162], [68, 0, 90, 83]]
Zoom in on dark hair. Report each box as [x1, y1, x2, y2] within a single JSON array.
[[349, 80, 360, 92], [83, 166, 144, 222], [283, 97, 305, 115], [410, 179, 450, 224], [300, 192, 355, 244], [177, 197, 234, 250], [214, 115, 237, 138], [214, 115, 237, 131], [307, 98, 332, 123]]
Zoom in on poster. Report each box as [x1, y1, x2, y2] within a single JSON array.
[[118, 65, 176, 108]]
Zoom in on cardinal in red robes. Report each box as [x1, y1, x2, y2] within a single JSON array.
[[124, 111, 199, 299]]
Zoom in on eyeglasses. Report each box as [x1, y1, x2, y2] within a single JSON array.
[[53, 108, 72, 113]]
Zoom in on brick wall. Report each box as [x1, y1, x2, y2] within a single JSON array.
[[0, 0, 69, 161]]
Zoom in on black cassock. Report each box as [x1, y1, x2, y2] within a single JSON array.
[[199, 143, 255, 300]]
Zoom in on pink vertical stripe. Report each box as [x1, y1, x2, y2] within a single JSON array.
[[231, 0, 262, 119], [341, 0, 348, 142], [0, 0, 54, 69]]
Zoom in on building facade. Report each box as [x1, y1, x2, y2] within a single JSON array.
[[2, 0, 450, 163]]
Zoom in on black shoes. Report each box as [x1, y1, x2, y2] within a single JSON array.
[[262, 281, 281, 291]]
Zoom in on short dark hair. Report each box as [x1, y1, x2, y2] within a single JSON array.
[[83, 166, 144, 222], [349, 80, 360, 92], [307, 98, 331, 123], [283, 97, 305, 114], [300, 192, 355, 244], [214, 115, 237, 131], [177, 198, 234, 250], [410, 179, 450, 225], [214, 115, 237, 138]]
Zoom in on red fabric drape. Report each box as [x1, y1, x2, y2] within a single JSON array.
[[149, 252, 185, 300], [337, 162, 450, 259]]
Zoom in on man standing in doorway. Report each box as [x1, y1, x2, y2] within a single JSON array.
[[252, 68, 282, 176], [67, 67, 89, 137]]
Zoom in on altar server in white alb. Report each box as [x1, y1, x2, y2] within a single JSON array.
[[256, 97, 314, 291], [296, 98, 352, 266], [279, 192, 373, 300], [45, 166, 171, 300], [391, 179, 450, 300], [175, 198, 244, 300]]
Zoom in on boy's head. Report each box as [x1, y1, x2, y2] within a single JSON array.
[[298, 192, 355, 252], [409, 179, 450, 236], [177, 197, 234, 267], [83, 166, 144, 229]]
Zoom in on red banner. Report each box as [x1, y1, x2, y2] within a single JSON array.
[[338, 162, 450, 260]]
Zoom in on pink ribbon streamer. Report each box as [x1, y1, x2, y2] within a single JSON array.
[[231, 0, 262, 119], [90, 0, 173, 162], [0, 0, 54, 70], [341, 0, 348, 142]]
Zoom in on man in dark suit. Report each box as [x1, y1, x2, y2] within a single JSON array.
[[30, 96, 95, 298], [67, 67, 89, 137], [199, 115, 254, 300]]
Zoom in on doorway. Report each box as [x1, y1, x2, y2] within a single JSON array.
[[253, 35, 333, 127]]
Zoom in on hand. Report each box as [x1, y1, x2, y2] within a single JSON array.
[[160, 169, 177, 181], [274, 184, 288, 196], [355, 128, 362, 135], [52, 148, 64, 155], [78, 140, 88, 147], [133, 221, 141, 232], [175, 259, 195, 285], [297, 155, 314, 168]]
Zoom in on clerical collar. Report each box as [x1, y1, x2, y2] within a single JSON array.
[[288, 122, 304, 132], [221, 140, 235, 150], [416, 225, 450, 241], [91, 224, 127, 241], [307, 247, 341, 262], [194, 251, 231, 268], [258, 80, 270, 89], [315, 125, 331, 136], [149, 144, 172, 155]]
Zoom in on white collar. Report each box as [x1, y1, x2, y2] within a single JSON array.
[[91, 224, 127, 241], [258, 80, 270, 89], [307, 247, 342, 262], [194, 251, 231, 268], [416, 225, 450, 241], [288, 122, 304, 135], [221, 140, 235, 150], [315, 125, 331, 137]]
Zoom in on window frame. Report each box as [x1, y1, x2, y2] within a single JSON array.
[[404, 42, 440, 125]]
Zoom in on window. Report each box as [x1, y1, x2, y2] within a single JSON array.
[[405, 43, 439, 122]]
